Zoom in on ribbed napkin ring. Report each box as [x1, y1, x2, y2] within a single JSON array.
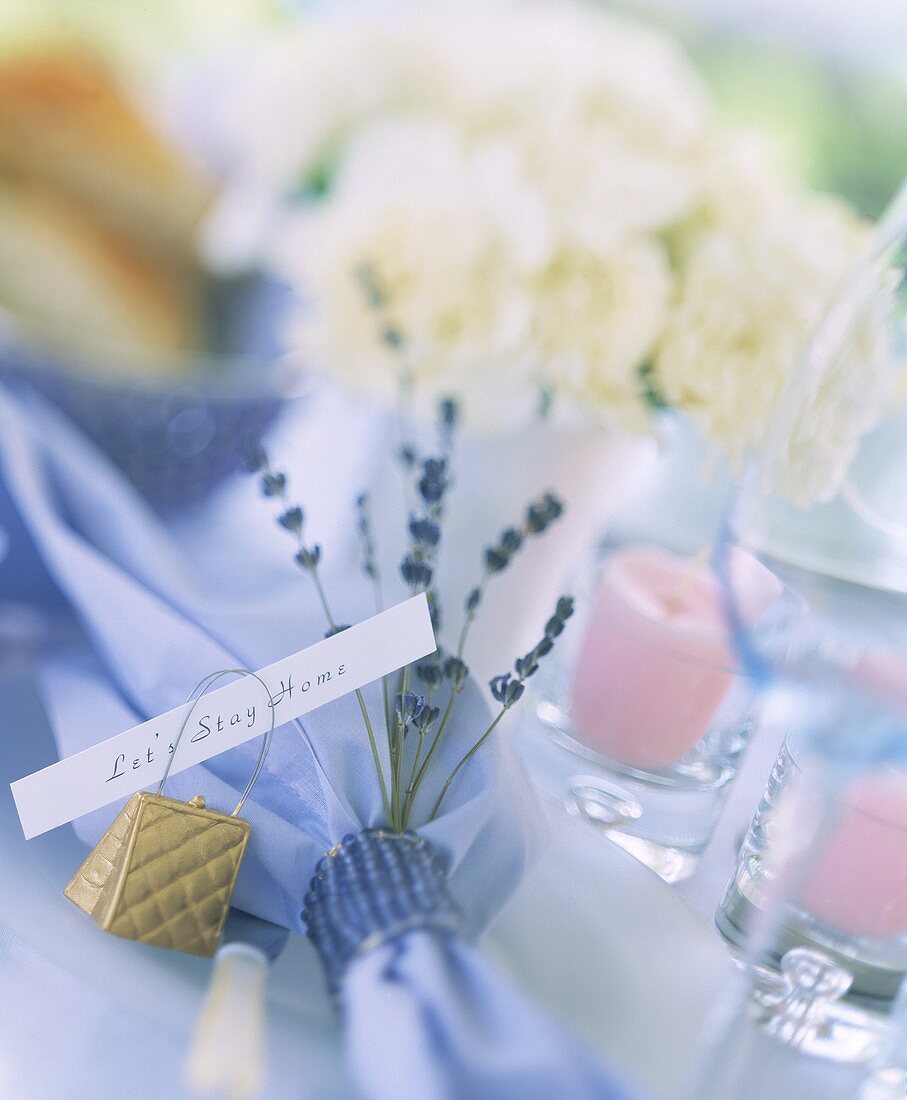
[[303, 829, 462, 998]]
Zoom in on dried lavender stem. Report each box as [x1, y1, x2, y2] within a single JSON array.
[[427, 706, 508, 822], [309, 569, 392, 827], [267, 468, 392, 825], [390, 662, 412, 831], [402, 686, 457, 827]]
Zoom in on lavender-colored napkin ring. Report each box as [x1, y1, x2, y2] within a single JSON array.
[[303, 829, 462, 999]]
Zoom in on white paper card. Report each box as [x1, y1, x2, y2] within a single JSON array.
[[11, 594, 435, 839]]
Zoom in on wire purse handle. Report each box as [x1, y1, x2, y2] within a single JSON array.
[[157, 668, 276, 818]]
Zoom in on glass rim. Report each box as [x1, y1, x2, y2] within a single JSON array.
[[783, 734, 907, 828]]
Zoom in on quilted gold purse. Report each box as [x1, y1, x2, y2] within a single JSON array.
[[64, 670, 273, 957]]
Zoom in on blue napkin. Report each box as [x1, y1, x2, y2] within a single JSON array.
[[0, 382, 639, 1099]]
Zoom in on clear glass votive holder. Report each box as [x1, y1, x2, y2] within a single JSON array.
[[718, 719, 907, 1063], [519, 541, 782, 883]]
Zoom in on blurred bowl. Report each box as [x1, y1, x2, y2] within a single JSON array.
[[0, 274, 306, 512]]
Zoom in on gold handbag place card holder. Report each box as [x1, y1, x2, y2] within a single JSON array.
[[65, 791, 250, 956], [64, 669, 274, 957]]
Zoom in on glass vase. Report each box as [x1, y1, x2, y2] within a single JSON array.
[[701, 178, 907, 1079]]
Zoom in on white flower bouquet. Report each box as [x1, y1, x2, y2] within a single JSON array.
[[212, 0, 871, 484]]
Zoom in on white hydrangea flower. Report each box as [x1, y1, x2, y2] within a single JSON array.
[[219, 2, 709, 263], [682, 131, 795, 237], [532, 237, 672, 432], [655, 181, 868, 467], [434, 2, 707, 138], [274, 118, 553, 432], [275, 112, 674, 434], [433, 4, 709, 247], [215, 17, 449, 195]]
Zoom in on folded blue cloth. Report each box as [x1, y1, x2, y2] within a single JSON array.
[[0, 381, 639, 1099]]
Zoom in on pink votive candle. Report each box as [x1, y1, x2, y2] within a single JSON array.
[[801, 771, 907, 939], [570, 545, 781, 771]]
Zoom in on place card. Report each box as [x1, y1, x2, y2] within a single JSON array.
[[12, 594, 435, 838]]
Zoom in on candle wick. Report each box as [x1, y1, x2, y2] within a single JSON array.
[[666, 546, 712, 611]]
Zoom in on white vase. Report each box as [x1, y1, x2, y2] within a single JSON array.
[[436, 423, 657, 682]]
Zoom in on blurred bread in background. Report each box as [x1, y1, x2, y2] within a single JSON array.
[[0, 178, 196, 368], [0, 47, 215, 366], [0, 51, 212, 265]]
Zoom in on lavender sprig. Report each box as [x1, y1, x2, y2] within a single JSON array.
[[391, 690, 427, 823], [399, 449, 451, 650], [457, 491, 564, 661], [399, 491, 565, 828], [355, 261, 459, 632], [248, 442, 392, 823], [402, 651, 470, 823], [354, 264, 460, 829], [400, 458, 449, 594], [357, 262, 423, 501], [356, 492, 391, 729], [409, 702, 441, 782], [356, 493, 383, 611], [356, 263, 405, 353], [438, 396, 458, 458], [392, 447, 453, 821], [427, 595, 575, 821], [415, 656, 444, 693]]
